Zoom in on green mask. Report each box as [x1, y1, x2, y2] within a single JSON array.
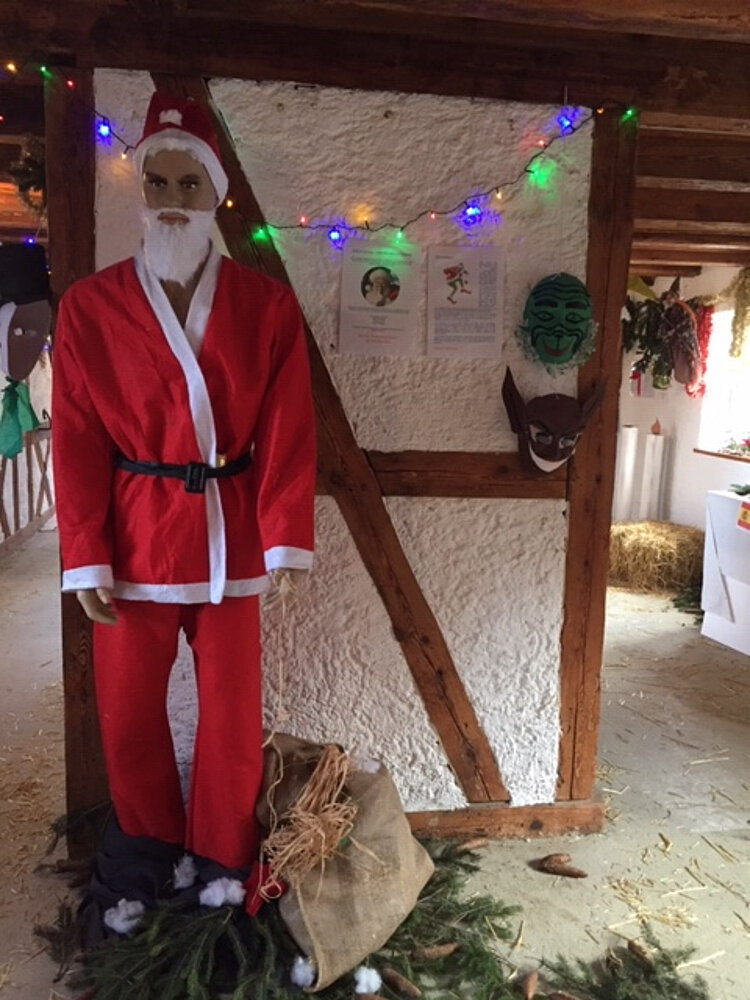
[[520, 273, 595, 369]]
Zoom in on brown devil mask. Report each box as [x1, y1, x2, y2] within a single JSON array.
[[502, 368, 605, 475]]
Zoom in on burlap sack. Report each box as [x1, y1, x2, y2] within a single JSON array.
[[257, 733, 434, 991]]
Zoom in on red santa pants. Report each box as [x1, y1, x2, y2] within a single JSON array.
[[93, 595, 263, 870]]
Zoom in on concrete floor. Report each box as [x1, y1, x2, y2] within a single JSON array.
[[0, 529, 748, 999]]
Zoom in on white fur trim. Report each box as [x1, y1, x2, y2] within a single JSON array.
[[134, 128, 228, 204], [184, 245, 221, 358], [159, 109, 183, 126], [173, 853, 198, 890], [264, 546, 314, 572], [135, 247, 227, 605], [103, 898, 145, 935], [291, 956, 317, 988], [112, 575, 269, 604], [61, 564, 115, 592], [199, 877, 246, 908], [354, 966, 382, 993]]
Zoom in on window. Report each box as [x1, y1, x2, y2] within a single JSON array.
[[697, 308, 750, 457]]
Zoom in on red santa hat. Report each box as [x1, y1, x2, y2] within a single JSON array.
[[133, 93, 229, 204]]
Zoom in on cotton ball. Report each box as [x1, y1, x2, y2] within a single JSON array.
[[351, 753, 381, 774], [224, 879, 246, 906], [290, 955, 317, 988], [354, 965, 382, 994], [103, 898, 145, 935], [199, 877, 246, 908], [173, 853, 198, 890]]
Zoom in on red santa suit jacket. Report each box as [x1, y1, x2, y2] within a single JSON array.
[[52, 245, 315, 604]]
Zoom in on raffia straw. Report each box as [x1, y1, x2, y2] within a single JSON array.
[[261, 744, 356, 891]]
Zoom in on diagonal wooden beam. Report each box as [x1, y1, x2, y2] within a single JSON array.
[[151, 73, 509, 803]]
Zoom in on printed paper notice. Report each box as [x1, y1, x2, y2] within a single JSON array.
[[427, 246, 502, 359], [339, 244, 420, 357]]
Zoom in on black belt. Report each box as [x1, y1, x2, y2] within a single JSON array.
[[115, 452, 252, 494]]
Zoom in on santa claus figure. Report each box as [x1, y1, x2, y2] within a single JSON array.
[[52, 93, 315, 922]]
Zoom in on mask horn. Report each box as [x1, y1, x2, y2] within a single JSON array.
[[502, 368, 528, 434], [580, 379, 607, 424]]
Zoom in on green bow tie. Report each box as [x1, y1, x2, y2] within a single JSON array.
[[0, 378, 40, 459]]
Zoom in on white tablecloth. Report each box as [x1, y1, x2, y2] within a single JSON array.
[[701, 490, 750, 656]]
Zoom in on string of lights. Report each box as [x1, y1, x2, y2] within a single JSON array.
[[2, 58, 639, 248]]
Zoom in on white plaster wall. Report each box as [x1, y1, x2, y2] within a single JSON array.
[[619, 267, 749, 530], [94, 69, 592, 808]]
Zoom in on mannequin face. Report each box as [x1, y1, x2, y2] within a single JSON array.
[[142, 147, 217, 216]]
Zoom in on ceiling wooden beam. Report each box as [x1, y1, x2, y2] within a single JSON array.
[[632, 232, 750, 250], [174, 0, 750, 46], [634, 187, 750, 226], [629, 264, 702, 277], [631, 248, 750, 267], [637, 129, 750, 183], [640, 111, 750, 135], [633, 218, 750, 235], [3, 7, 750, 117]]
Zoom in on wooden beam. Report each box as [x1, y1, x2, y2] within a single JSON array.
[[629, 264, 702, 277], [640, 111, 750, 135], [409, 799, 604, 838], [635, 187, 750, 226], [363, 451, 567, 499], [152, 73, 509, 804], [631, 248, 750, 267], [127, 0, 750, 46], [4, 6, 750, 117], [638, 129, 750, 184], [557, 111, 637, 801], [633, 232, 750, 250], [45, 68, 108, 857], [634, 218, 750, 236]]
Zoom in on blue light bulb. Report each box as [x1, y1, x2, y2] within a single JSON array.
[[97, 119, 112, 138], [463, 204, 482, 226], [328, 227, 342, 244]]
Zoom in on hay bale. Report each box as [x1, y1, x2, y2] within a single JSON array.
[[609, 521, 704, 592]]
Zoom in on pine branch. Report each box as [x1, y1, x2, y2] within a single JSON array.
[[543, 925, 712, 1000]]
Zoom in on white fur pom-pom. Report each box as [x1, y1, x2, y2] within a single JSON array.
[[291, 955, 317, 988], [158, 109, 183, 126], [198, 877, 246, 908], [354, 965, 382, 993], [103, 898, 145, 935], [173, 853, 198, 890]]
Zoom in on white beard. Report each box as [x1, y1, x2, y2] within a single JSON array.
[[140, 207, 215, 285]]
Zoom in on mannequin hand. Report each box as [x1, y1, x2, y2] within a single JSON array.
[[76, 587, 118, 625], [263, 568, 309, 614]]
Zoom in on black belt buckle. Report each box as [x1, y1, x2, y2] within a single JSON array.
[[185, 462, 208, 494]]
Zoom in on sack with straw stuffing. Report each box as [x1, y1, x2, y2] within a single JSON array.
[[256, 732, 434, 991]]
